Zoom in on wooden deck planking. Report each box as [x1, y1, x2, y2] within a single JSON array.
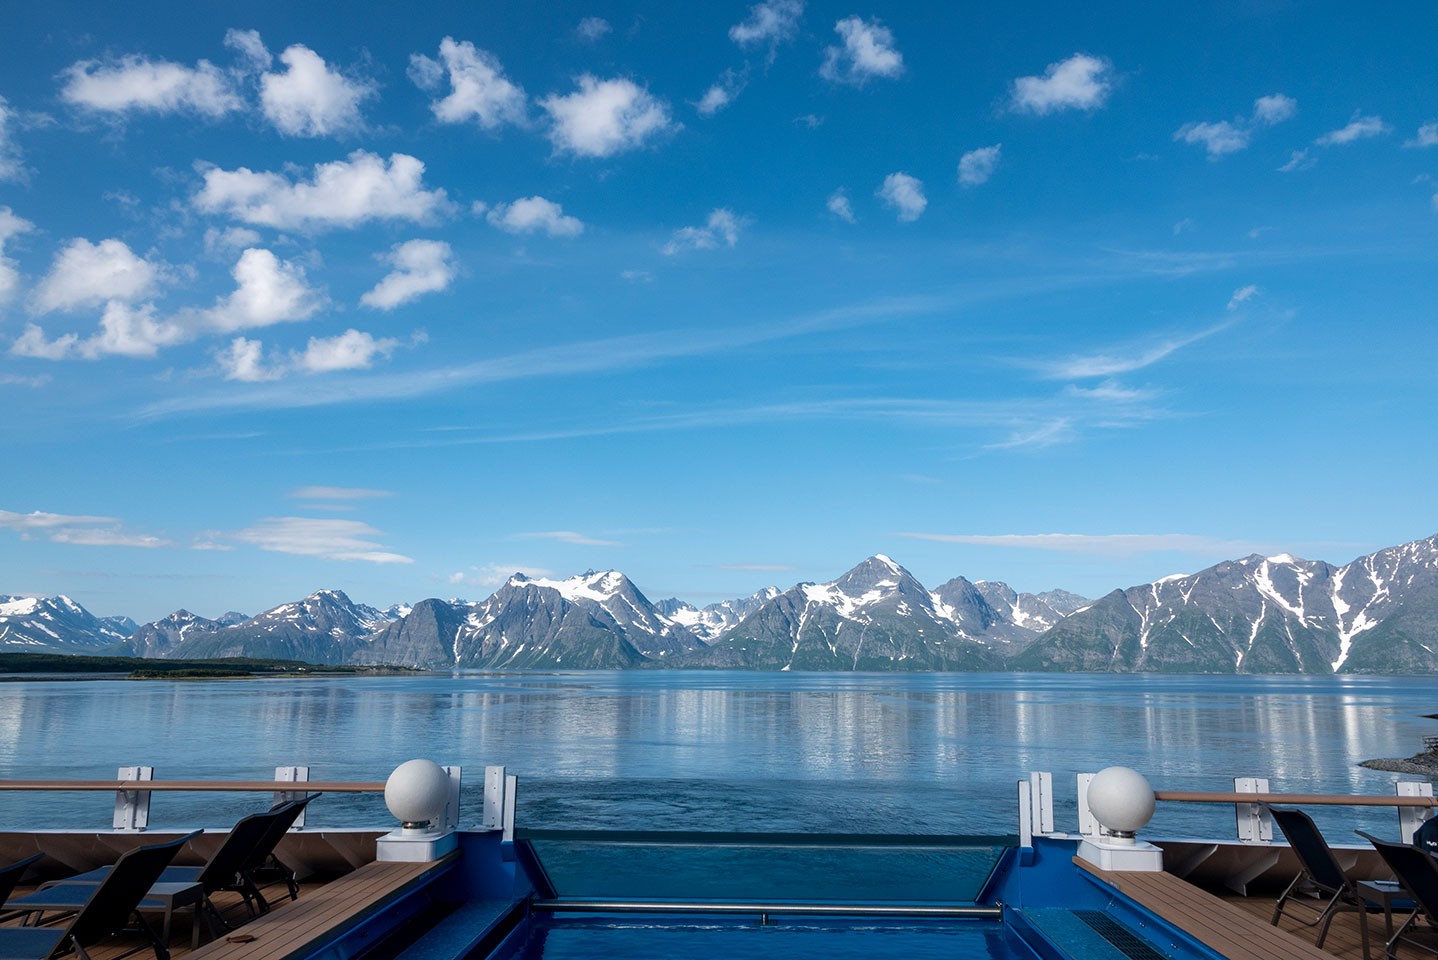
[[187, 859, 444, 960], [1077, 858, 1333, 960], [2, 858, 449, 960]]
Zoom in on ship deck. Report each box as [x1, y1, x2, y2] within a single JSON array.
[[2, 858, 450, 960]]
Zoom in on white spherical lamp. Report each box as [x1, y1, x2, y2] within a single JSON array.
[[385, 759, 451, 833], [1087, 766, 1155, 843]]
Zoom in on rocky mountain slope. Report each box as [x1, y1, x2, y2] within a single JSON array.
[[10, 532, 1438, 672]]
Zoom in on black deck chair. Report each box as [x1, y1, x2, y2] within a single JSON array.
[[0, 855, 44, 923], [246, 793, 322, 905], [1263, 803, 1373, 951], [38, 796, 317, 930], [0, 832, 194, 960], [1357, 830, 1438, 958]]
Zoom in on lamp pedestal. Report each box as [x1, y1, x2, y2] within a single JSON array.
[[376, 828, 458, 863], [1076, 836, 1163, 872]]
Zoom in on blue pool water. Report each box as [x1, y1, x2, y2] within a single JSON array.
[[0, 671, 1429, 839], [500, 918, 1023, 960]]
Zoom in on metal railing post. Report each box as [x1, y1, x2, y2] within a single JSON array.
[[1076, 772, 1099, 837], [1397, 781, 1434, 843], [113, 765, 153, 831], [1234, 777, 1272, 842], [274, 766, 311, 828], [483, 765, 507, 830], [441, 765, 462, 831]]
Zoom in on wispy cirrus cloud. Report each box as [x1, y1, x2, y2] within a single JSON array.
[[1028, 322, 1228, 380], [0, 508, 171, 548], [289, 486, 393, 501], [1315, 113, 1389, 146], [515, 530, 621, 547], [716, 562, 795, 571], [448, 563, 553, 589], [231, 516, 412, 563], [894, 531, 1275, 557]]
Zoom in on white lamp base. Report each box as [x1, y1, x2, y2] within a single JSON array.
[[1077, 837, 1164, 872], [376, 828, 458, 862]]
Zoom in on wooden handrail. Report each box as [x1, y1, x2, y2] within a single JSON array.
[[1155, 790, 1438, 808], [0, 779, 385, 793]]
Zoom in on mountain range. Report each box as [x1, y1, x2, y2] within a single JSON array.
[[4, 533, 1437, 673]]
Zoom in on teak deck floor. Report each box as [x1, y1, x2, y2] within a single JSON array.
[[2, 859, 442, 960], [1079, 858, 1438, 960]]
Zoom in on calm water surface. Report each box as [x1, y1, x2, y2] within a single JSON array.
[[0, 671, 1430, 839]]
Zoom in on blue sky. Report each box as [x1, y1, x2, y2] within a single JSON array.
[[1, 1, 1435, 622]]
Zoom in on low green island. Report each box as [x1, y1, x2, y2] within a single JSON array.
[[0, 653, 416, 680]]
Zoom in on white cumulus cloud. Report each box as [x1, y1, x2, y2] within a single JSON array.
[[1252, 93, 1297, 126], [958, 144, 1001, 186], [32, 238, 161, 313], [0, 207, 32, 303], [575, 17, 612, 41], [540, 75, 676, 158], [296, 328, 400, 373], [1405, 122, 1438, 148], [1009, 53, 1113, 114], [361, 239, 455, 309], [79, 301, 186, 358], [0, 97, 23, 182], [486, 197, 584, 237], [877, 172, 925, 221], [216, 336, 279, 382], [730, 0, 804, 49], [409, 37, 527, 130], [259, 42, 374, 137], [9, 324, 78, 360], [820, 16, 903, 85], [194, 151, 451, 231], [59, 54, 241, 117], [1173, 120, 1249, 158], [697, 70, 747, 116], [1315, 113, 1390, 146], [827, 189, 855, 222], [662, 208, 743, 255], [198, 248, 322, 333]]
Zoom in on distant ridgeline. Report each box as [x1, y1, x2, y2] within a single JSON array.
[[4, 533, 1438, 674]]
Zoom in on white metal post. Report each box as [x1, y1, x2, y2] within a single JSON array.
[[440, 765, 462, 831], [113, 765, 153, 831], [1030, 771, 1054, 835], [502, 774, 518, 844], [274, 766, 311, 828], [1234, 777, 1272, 842], [483, 765, 506, 831], [1076, 772, 1099, 837], [1397, 781, 1434, 843], [1017, 779, 1033, 848]]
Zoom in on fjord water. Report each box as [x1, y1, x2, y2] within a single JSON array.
[[0, 671, 1430, 839]]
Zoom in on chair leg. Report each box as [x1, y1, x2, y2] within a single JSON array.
[[1387, 910, 1420, 960], [1314, 892, 1342, 948], [1272, 873, 1303, 925]]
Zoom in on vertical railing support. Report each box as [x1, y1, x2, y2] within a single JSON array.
[[113, 765, 153, 831], [1017, 779, 1033, 848], [1029, 771, 1054, 835], [440, 765, 462, 831], [1076, 772, 1099, 837], [1234, 777, 1272, 843], [483, 765, 507, 831], [1397, 781, 1434, 843], [503, 774, 518, 844], [274, 766, 311, 828]]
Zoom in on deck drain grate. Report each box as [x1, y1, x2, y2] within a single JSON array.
[[1073, 910, 1168, 960]]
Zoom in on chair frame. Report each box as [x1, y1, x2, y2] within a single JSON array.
[[1357, 829, 1438, 959], [1263, 802, 1372, 953]]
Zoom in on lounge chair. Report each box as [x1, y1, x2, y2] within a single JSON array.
[[0, 832, 194, 960], [1357, 830, 1438, 958], [1263, 803, 1372, 951], [0, 855, 43, 922], [35, 794, 321, 929], [245, 793, 323, 905]]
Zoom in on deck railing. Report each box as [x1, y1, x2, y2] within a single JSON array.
[[1019, 771, 1437, 848], [0, 763, 516, 836]]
